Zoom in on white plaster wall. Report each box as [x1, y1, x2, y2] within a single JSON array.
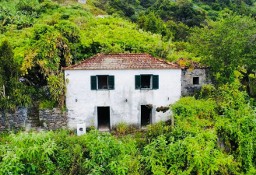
[[65, 69, 181, 129]]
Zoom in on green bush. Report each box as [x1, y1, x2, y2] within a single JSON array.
[[0, 130, 141, 175], [39, 100, 56, 109], [113, 122, 129, 135], [0, 132, 57, 175], [0, 83, 255, 174], [142, 133, 238, 175], [82, 130, 140, 174], [171, 97, 217, 119], [145, 121, 171, 142]]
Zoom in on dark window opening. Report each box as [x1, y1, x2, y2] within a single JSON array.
[[91, 75, 114, 90], [141, 105, 152, 127], [98, 75, 108, 89], [136, 74, 158, 90], [141, 75, 152, 88], [193, 77, 199, 85], [97, 107, 110, 130]]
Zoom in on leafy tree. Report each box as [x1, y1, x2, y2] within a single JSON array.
[[0, 40, 31, 128], [166, 20, 191, 41], [190, 15, 256, 84], [21, 24, 72, 107], [137, 12, 169, 36]]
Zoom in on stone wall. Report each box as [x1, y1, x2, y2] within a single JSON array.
[[181, 68, 211, 96], [0, 108, 27, 131], [0, 108, 67, 131], [39, 108, 67, 130]]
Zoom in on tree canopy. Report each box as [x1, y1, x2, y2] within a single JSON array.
[[189, 15, 256, 84]]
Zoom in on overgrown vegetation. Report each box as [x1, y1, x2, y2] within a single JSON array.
[[0, 0, 255, 108], [0, 0, 256, 174], [0, 83, 255, 174]]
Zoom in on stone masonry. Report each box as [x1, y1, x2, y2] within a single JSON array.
[[181, 68, 211, 96], [0, 108, 67, 131], [39, 108, 67, 130], [0, 107, 27, 131]]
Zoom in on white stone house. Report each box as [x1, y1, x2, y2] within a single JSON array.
[[64, 53, 181, 130]]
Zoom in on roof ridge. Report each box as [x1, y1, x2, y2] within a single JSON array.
[[64, 53, 180, 70], [104, 53, 150, 56]]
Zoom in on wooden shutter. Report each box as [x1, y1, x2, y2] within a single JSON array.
[[152, 75, 159, 89], [91, 76, 97, 90], [108, 75, 115, 90], [135, 75, 141, 89]]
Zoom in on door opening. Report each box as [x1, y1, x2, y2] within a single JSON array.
[[97, 107, 110, 130], [141, 105, 152, 127]]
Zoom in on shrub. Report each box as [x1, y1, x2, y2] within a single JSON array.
[[145, 121, 171, 142], [82, 130, 140, 174], [171, 97, 217, 119], [114, 122, 130, 135], [39, 100, 56, 109], [142, 133, 239, 174], [197, 84, 216, 99], [0, 132, 57, 175]]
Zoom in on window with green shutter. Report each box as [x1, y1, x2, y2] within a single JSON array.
[[108, 75, 115, 89], [91, 75, 115, 90], [135, 74, 159, 90], [135, 75, 141, 89], [91, 76, 97, 90], [152, 75, 159, 89]]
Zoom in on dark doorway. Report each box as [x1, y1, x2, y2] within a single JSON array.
[[97, 107, 110, 130], [141, 105, 152, 127]]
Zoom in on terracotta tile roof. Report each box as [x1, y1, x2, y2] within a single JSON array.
[[64, 53, 180, 70]]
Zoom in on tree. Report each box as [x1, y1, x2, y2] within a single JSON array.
[[137, 12, 169, 36], [21, 24, 72, 107], [189, 15, 256, 84], [0, 40, 31, 128]]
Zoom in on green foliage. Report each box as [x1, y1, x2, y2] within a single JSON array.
[[81, 17, 175, 58], [197, 84, 216, 99], [0, 0, 181, 107], [0, 130, 141, 175], [0, 85, 256, 175], [200, 82, 256, 173], [39, 100, 56, 109], [142, 133, 237, 175], [189, 15, 256, 84], [137, 12, 170, 37], [0, 1, 256, 174], [172, 97, 216, 119], [166, 20, 191, 41], [0, 132, 57, 175], [0, 40, 31, 111], [47, 73, 65, 107], [145, 121, 172, 142], [83, 131, 140, 174], [113, 122, 130, 135], [249, 74, 256, 97]]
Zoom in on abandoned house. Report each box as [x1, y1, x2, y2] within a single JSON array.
[[64, 53, 181, 130], [177, 58, 211, 96]]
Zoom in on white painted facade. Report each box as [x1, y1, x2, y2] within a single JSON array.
[[65, 69, 181, 129]]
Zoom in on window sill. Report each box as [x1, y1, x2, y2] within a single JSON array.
[[93, 89, 114, 91], [140, 88, 153, 90]]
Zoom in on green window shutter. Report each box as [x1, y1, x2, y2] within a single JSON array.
[[135, 75, 141, 89], [152, 75, 159, 89], [91, 76, 97, 90], [108, 75, 115, 90]]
